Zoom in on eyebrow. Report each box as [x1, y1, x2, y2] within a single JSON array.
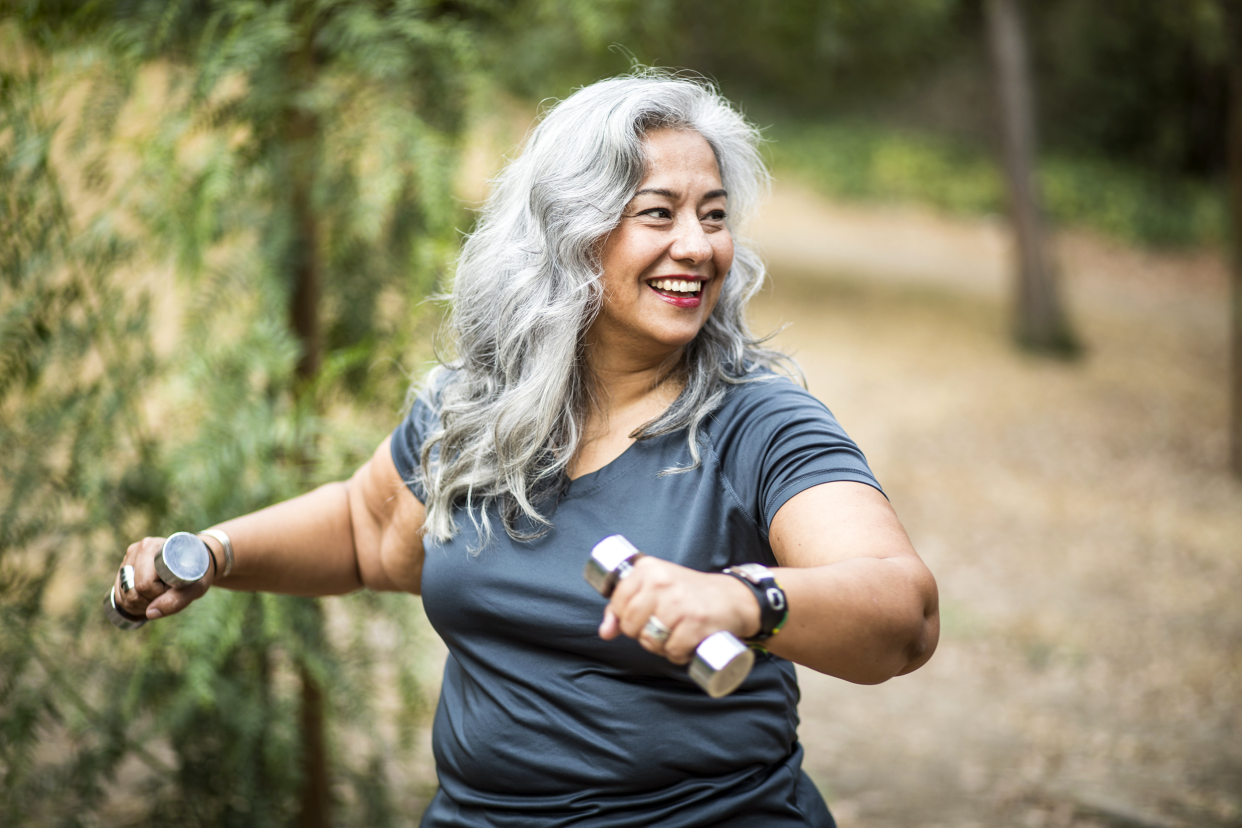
[[633, 187, 728, 200]]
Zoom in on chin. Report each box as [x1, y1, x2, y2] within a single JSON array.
[[653, 326, 708, 353]]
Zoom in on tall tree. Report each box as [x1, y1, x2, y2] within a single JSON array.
[[985, 0, 1079, 354], [1224, 0, 1242, 477]]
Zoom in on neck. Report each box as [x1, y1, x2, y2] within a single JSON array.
[[585, 343, 684, 417], [565, 342, 686, 480]]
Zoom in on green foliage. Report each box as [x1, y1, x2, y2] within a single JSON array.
[[480, 0, 965, 108], [1032, 0, 1229, 178], [2, 0, 639, 817], [1, 55, 160, 824], [769, 120, 1227, 249], [1, 1, 473, 822], [483, 0, 1229, 249]]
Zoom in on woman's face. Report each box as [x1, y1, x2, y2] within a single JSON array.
[[590, 128, 734, 365]]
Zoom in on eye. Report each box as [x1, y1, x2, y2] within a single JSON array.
[[636, 207, 673, 220], [701, 209, 728, 226]]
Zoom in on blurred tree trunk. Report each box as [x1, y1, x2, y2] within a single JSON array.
[[1225, 1, 1242, 478], [289, 116, 322, 386], [282, 27, 330, 828], [985, 0, 1078, 355]]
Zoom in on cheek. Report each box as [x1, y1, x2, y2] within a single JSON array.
[[714, 233, 734, 272], [714, 242, 734, 286], [706, 239, 734, 312], [602, 235, 659, 285]]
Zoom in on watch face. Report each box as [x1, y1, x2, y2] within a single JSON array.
[[731, 563, 773, 584]]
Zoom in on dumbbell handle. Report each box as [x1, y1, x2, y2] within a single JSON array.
[[103, 532, 212, 630], [585, 535, 755, 698]]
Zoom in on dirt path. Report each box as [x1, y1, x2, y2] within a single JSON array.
[[747, 184, 1240, 827]]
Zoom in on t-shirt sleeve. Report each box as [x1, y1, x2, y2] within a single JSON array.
[[389, 393, 439, 504], [710, 376, 882, 533]]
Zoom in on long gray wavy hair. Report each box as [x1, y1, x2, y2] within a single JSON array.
[[417, 70, 793, 546]]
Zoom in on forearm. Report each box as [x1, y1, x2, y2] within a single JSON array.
[[760, 557, 939, 684], [203, 481, 363, 596]]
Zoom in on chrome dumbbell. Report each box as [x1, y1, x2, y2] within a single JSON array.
[[103, 532, 212, 629], [585, 534, 755, 698]]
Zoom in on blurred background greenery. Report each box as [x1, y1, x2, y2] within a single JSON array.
[[1, 1, 1237, 826]]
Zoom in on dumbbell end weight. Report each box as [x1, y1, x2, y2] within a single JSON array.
[[153, 532, 212, 588], [584, 534, 643, 597], [689, 631, 755, 698]]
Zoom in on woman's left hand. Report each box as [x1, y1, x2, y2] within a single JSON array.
[[598, 556, 760, 665]]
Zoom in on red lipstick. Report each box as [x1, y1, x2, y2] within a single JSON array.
[[647, 277, 706, 309]]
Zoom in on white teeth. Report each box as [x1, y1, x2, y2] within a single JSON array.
[[650, 279, 701, 293]]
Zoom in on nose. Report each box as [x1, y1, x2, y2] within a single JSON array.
[[669, 216, 713, 265]]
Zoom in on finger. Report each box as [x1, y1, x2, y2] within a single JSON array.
[[660, 625, 698, 666], [609, 553, 664, 603], [615, 588, 661, 641], [115, 540, 152, 615], [612, 558, 675, 640], [133, 537, 169, 602], [114, 582, 148, 617], [112, 566, 139, 615], [606, 561, 641, 613], [113, 561, 137, 601], [637, 614, 675, 657], [146, 579, 209, 620], [599, 608, 621, 640]]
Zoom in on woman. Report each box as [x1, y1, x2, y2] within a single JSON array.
[[113, 72, 939, 827]]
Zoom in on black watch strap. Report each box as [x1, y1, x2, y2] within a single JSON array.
[[722, 563, 788, 643]]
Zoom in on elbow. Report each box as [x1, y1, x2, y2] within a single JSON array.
[[860, 585, 941, 685], [782, 557, 940, 684], [892, 586, 940, 679], [895, 614, 939, 677], [850, 632, 937, 685], [848, 617, 939, 685]]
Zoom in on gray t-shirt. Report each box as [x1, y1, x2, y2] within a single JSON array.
[[391, 371, 879, 827]]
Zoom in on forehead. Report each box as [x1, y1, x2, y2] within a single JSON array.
[[638, 129, 723, 191]]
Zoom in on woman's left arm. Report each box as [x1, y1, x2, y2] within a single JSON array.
[[599, 480, 938, 685], [762, 481, 939, 684]]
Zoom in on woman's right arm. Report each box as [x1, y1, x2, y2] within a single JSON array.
[[114, 435, 427, 622]]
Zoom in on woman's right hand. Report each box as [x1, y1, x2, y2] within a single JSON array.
[[106, 434, 427, 625], [113, 536, 216, 622]]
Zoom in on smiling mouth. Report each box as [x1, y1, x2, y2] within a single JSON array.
[[648, 278, 704, 298]]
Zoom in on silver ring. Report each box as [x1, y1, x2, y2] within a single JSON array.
[[119, 565, 136, 593], [643, 616, 671, 645]]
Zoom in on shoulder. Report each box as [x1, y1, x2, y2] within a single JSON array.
[[390, 367, 458, 497], [700, 367, 881, 530], [705, 368, 837, 438], [700, 366, 859, 476], [400, 366, 461, 427]]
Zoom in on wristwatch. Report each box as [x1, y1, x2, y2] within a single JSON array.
[[722, 563, 788, 643]]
